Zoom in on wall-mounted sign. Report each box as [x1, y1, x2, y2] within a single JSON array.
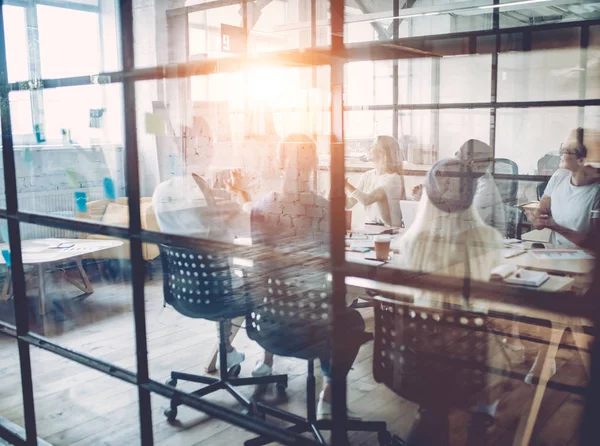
[[221, 24, 247, 54]]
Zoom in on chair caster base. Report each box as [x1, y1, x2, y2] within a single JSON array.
[[164, 407, 178, 422], [228, 364, 241, 378]]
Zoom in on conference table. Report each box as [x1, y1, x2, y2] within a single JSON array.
[[345, 229, 594, 446]]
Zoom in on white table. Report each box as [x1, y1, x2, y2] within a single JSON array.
[[0, 238, 123, 315]]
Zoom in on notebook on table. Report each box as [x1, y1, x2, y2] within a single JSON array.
[[491, 264, 549, 287]]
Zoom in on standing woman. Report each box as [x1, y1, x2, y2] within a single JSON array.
[[345, 135, 407, 227]]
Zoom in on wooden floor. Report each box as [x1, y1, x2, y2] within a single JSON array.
[[0, 266, 591, 445]]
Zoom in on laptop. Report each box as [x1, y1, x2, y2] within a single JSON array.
[[399, 200, 419, 229]]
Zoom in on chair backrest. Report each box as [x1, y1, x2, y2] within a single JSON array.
[[537, 181, 548, 201], [246, 268, 332, 360], [160, 244, 248, 320], [373, 298, 502, 410], [491, 158, 518, 206]]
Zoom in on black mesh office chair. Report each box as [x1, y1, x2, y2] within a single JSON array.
[[491, 158, 519, 238], [160, 245, 288, 422], [244, 270, 390, 445], [373, 297, 510, 445]]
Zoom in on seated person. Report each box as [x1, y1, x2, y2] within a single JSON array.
[[394, 158, 508, 445], [413, 139, 506, 235], [526, 128, 600, 248], [345, 135, 406, 227], [152, 175, 273, 377], [251, 132, 367, 420]]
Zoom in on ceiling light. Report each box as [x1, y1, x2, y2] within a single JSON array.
[[478, 0, 551, 10]]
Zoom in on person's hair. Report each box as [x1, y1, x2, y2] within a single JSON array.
[[278, 132, 318, 172], [397, 188, 503, 283], [372, 135, 407, 199], [455, 139, 493, 165], [572, 127, 588, 159], [425, 158, 475, 214]]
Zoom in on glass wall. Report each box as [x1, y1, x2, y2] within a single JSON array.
[[0, 0, 598, 445]]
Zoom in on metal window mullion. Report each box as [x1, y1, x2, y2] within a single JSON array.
[[392, 0, 399, 140], [329, 0, 348, 443], [117, 1, 153, 444], [0, 3, 38, 445], [25, 1, 45, 142]]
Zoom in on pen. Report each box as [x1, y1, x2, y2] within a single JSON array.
[[505, 250, 526, 259]]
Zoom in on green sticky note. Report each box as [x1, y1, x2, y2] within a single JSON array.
[[66, 168, 78, 187], [145, 113, 165, 136]]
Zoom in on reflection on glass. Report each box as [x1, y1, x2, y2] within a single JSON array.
[[346, 61, 393, 106], [12, 224, 136, 372], [31, 358, 140, 444], [37, 5, 102, 78], [496, 107, 578, 175], [0, 338, 25, 430], [7, 85, 125, 222], [498, 48, 581, 102], [3, 5, 29, 83]]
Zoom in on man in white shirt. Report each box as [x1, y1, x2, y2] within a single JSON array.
[[526, 128, 600, 247]]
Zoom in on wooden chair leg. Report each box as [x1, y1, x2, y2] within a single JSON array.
[[512, 327, 563, 446], [571, 325, 592, 379], [205, 316, 244, 373]]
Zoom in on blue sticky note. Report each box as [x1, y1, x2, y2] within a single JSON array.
[[2, 250, 11, 266], [103, 177, 116, 200], [23, 147, 33, 164], [74, 191, 87, 213]]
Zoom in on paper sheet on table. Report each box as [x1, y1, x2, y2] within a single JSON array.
[[349, 239, 375, 249], [530, 249, 595, 260], [21, 246, 48, 253]]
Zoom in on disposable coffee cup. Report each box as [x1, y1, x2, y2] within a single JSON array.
[[345, 210, 352, 231], [374, 235, 391, 261]]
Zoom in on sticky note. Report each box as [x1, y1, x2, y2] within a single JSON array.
[[23, 148, 32, 164], [2, 250, 11, 266], [145, 113, 165, 136], [74, 191, 87, 213], [103, 177, 116, 200], [66, 168, 78, 187]]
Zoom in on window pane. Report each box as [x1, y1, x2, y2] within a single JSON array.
[[346, 61, 393, 106], [37, 5, 101, 78], [496, 107, 578, 175], [3, 5, 29, 83], [440, 55, 492, 103], [9, 91, 33, 138]]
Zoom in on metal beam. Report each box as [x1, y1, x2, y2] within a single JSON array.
[[353, 0, 391, 40]]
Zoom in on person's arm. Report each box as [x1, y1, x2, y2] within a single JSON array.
[[345, 173, 367, 209]]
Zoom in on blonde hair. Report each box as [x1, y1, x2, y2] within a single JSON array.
[[397, 190, 503, 282], [373, 135, 407, 199]]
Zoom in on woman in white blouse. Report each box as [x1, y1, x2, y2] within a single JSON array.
[[345, 135, 406, 227]]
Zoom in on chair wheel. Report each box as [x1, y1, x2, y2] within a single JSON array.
[[228, 364, 241, 377], [166, 378, 177, 387], [164, 407, 177, 422], [276, 382, 287, 396]]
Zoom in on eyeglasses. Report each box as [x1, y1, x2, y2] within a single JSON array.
[[559, 143, 585, 157]]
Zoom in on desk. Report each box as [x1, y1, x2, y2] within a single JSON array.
[[346, 247, 591, 446], [0, 238, 123, 315], [506, 250, 594, 277]]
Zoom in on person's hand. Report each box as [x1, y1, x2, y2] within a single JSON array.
[[344, 177, 355, 192], [525, 209, 555, 230], [224, 169, 244, 194], [412, 184, 423, 201]]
